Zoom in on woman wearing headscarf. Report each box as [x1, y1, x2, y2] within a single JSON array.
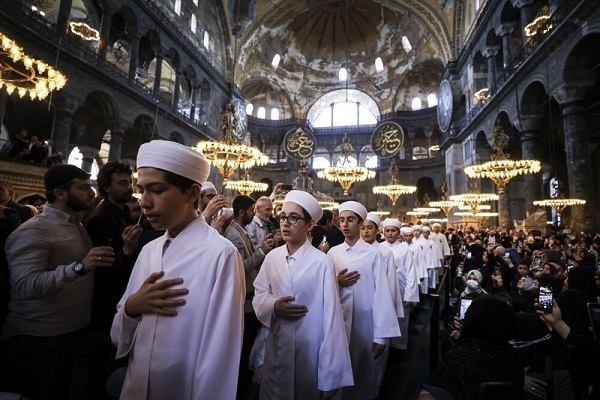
[[566, 266, 600, 303], [430, 295, 524, 400]]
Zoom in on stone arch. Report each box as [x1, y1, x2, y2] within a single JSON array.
[[73, 91, 119, 149], [122, 114, 156, 161], [562, 33, 600, 85], [168, 131, 185, 144], [394, 59, 445, 111], [241, 77, 296, 120], [416, 176, 439, 204], [520, 80, 547, 116]]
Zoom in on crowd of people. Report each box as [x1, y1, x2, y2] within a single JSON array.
[[0, 139, 600, 399], [1, 128, 64, 165]]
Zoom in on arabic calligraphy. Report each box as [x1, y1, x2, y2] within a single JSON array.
[[371, 122, 404, 158], [284, 127, 316, 160]]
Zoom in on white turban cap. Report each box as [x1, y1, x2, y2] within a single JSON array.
[[412, 225, 423, 231], [401, 227, 414, 235], [339, 201, 367, 221], [220, 207, 234, 220], [137, 140, 210, 184], [202, 181, 216, 192], [284, 190, 323, 222], [366, 213, 381, 227], [422, 226, 431, 232], [432, 223, 441, 228], [381, 218, 402, 230]]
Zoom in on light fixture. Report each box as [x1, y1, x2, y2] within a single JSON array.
[[195, 103, 268, 185], [372, 160, 417, 204], [474, 88, 490, 103], [533, 198, 586, 213], [225, 170, 268, 196], [429, 182, 463, 215], [525, 15, 552, 37], [0, 32, 67, 100], [449, 180, 499, 215], [407, 210, 430, 217], [317, 135, 375, 196], [371, 210, 390, 217], [464, 125, 541, 194], [458, 204, 491, 211], [69, 22, 100, 41]]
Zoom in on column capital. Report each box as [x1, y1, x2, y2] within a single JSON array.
[[515, 113, 544, 132], [511, 0, 535, 8], [153, 47, 165, 58], [495, 23, 516, 37], [553, 81, 595, 106], [54, 95, 79, 116], [483, 46, 500, 58]]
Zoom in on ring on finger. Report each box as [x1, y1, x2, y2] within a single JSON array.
[[98, 256, 101, 261]]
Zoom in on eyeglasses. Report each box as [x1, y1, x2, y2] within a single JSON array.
[[276, 214, 306, 225]]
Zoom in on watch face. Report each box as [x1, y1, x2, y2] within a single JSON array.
[[371, 121, 404, 158], [73, 261, 84, 274], [437, 80, 453, 132], [231, 99, 247, 141]]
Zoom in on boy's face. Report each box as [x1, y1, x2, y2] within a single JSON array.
[[339, 211, 362, 241], [137, 168, 198, 236], [384, 226, 400, 243], [280, 202, 313, 246], [360, 220, 378, 244]]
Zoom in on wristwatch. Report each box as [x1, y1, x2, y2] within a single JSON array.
[[72, 261, 86, 276]]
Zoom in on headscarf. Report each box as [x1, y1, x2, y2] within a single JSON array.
[[461, 295, 517, 345]]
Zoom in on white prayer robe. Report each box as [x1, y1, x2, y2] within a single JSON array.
[[410, 237, 429, 294], [430, 231, 451, 260], [111, 217, 245, 400], [329, 238, 400, 399], [253, 241, 353, 399], [423, 237, 441, 289], [373, 241, 404, 319]]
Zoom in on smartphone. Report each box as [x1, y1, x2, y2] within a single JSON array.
[[567, 261, 574, 272], [587, 303, 600, 342], [281, 184, 293, 191], [461, 244, 466, 251], [466, 252, 472, 260], [532, 256, 542, 271], [539, 285, 553, 313], [504, 252, 510, 259], [459, 298, 474, 320], [518, 241, 523, 248]]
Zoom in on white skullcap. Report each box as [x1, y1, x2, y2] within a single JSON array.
[[202, 181, 216, 192], [366, 213, 381, 227], [381, 218, 401, 230], [284, 190, 323, 222], [412, 225, 423, 231], [137, 140, 210, 184], [432, 223, 441, 228], [339, 201, 367, 221], [401, 227, 414, 235], [422, 226, 431, 232], [220, 207, 233, 220]]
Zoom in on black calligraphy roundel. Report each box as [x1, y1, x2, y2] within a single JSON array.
[[283, 127, 316, 161], [370, 121, 404, 159]]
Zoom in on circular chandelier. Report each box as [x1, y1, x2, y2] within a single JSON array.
[[317, 135, 375, 196], [533, 198, 586, 214], [414, 207, 441, 214], [449, 180, 499, 215], [464, 126, 541, 194], [195, 103, 267, 184], [372, 160, 416, 204], [429, 182, 462, 215], [407, 210, 430, 217], [0, 32, 67, 100], [458, 204, 491, 211], [69, 22, 100, 41], [371, 210, 390, 217], [225, 171, 268, 196]]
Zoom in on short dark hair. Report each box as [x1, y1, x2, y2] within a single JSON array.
[[317, 209, 334, 226], [97, 161, 132, 197], [161, 170, 199, 209], [45, 180, 74, 203], [233, 195, 255, 217]]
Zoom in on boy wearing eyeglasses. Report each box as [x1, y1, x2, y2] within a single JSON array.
[[253, 190, 353, 400]]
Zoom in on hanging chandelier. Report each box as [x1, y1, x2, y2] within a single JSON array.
[[414, 207, 441, 214], [458, 204, 491, 211], [449, 180, 499, 215], [464, 125, 541, 194], [407, 210, 430, 218], [0, 32, 67, 100], [225, 170, 268, 196], [372, 160, 416, 204], [533, 178, 586, 214], [195, 103, 267, 184], [525, 14, 552, 37], [428, 182, 462, 215], [69, 22, 100, 41], [317, 135, 375, 196]]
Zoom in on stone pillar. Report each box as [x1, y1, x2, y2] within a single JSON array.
[[519, 114, 543, 216], [512, 0, 534, 45], [52, 95, 79, 158], [172, 71, 181, 110], [484, 47, 499, 92], [97, 4, 114, 60], [496, 24, 515, 68], [555, 83, 596, 232], [128, 33, 140, 84], [498, 189, 511, 231], [109, 129, 124, 162], [0, 91, 7, 132], [152, 49, 164, 98], [190, 80, 199, 121], [55, 0, 73, 39], [78, 145, 97, 173]]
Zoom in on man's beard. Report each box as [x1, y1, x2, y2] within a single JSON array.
[[66, 193, 92, 212]]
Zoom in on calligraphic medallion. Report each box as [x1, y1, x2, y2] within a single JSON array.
[[371, 121, 404, 159], [283, 127, 316, 161], [437, 79, 453, 132], [231, 99, 247, 141]]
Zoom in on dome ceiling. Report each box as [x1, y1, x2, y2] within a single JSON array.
[[231, 0, 454, 119]]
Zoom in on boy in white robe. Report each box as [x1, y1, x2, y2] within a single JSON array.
[[412, 225, 429, 294], [329, 202, 400, 400], [253, 190, 353, 399], [422, 226, 441, 290], [111, 140, 245, 400]]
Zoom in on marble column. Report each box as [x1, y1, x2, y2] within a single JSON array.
[[498, 186, 511, 231], [555, 83, 596, 232], [496, 24, 515, 68], [519, 114, 543, 216], [484, 47, 499, 93], [109, 130, 124, 162], [97, 4, 113, 59], [128, 33, 140, 84], [172, 71, 181, 110], [55, 0, 73, 39], [78, 145, 97, 173], [52, 95, 79, 158], [152, 50, 164, 98], [512, 0, 534, 45], [190, 81, 199, 122]]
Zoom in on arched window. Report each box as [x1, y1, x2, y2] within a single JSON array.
[[427, 93, 438, 107], [257, 107, 266, 119], [203, 31, 210, 49], [190, 15, 197, 33], [413, 146, 428, 160], [68, 147, 100, 181], [411, 97, 422, 110], [336, 155, 357, 167], [375, 57, 384, 72], [338, 67, 348, 81], [308, 89, 379, 127], [174, 0, 182, 15], [312, 156, 330, 169], [365, 155, 379, 168], [246, 103, 254, 115], [271, 54, 281, 69], [402, 36, 412, 52], [270, 108, 279, 120]]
